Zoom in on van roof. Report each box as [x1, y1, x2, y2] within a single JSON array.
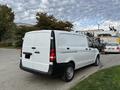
[[26, 30, 84, 35]]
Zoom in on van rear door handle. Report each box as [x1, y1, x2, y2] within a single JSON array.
[[34, 51, 40, 54], [32, 47, 36, 49], [67, 48, 70, 50]]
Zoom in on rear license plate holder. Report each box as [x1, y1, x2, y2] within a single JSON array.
[[23, 52, 32, 59]]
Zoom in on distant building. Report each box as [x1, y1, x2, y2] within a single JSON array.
[[80, 29, 104, 36], [80, 29, 120, 44]]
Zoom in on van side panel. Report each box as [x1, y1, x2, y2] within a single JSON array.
[[55, 33, 88, 69], [22, 32, 51, 73], [55, 32, 98, 70]]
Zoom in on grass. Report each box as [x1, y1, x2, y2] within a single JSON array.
[[71, 65, 120, 90]]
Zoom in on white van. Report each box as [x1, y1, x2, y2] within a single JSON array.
[[20, 30, 100, 82]]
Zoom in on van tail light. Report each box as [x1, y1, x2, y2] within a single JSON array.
[[50, 31, 56, 62], [50, 49, 56, 62], [117, 47, 120, 50]]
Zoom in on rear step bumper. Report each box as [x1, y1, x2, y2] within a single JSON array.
[[20, 60, 67, 76]]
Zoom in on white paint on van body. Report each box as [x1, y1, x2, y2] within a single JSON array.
[[55, 31, 98, 69], [21, 30, 99, 74], [22, 31, 51, 72]]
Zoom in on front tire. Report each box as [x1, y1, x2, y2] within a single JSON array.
[[62, 63, 74, 82], [94, 56, 100, 66]]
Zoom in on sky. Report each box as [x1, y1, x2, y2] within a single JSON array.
[[0, 0, 120, 30]]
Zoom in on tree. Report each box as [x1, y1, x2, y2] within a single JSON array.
[[15, 26, 39, 47], [36, 12, 73, 31], [0, 5, 14, 41]]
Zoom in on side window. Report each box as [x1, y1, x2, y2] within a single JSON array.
[[87, 37, 93, 47]]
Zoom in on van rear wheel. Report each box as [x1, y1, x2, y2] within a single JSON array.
[[62, 63, 74, 82]]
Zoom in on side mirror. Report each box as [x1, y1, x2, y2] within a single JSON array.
[[22, 38, 24, 40]]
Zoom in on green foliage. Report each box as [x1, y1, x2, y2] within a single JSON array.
[[36, 12, 73, 31], [15, 26, 39, 47], [0, 5, 14, 41], [15, 12, 73, 47], [71, 65, 120, 90], [0, 5, 73, 48]]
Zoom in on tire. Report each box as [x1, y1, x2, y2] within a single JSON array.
[[94, 56, 100, 66], [62, 63, 74, 82]]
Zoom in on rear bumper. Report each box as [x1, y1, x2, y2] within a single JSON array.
[[20, 60, 67, 76]]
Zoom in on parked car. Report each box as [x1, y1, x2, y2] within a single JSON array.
[[20, 30, 100, 82], [104, 43, 120, 53], [87, 36, 105, 52]]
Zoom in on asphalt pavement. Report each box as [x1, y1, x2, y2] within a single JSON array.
[[0, 48, 120, 90]]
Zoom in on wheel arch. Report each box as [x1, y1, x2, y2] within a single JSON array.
[[97, 54, 100, 59], [68, 61, 75, 69]]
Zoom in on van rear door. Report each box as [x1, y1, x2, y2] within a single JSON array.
[[22, 31, 51, 73]]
